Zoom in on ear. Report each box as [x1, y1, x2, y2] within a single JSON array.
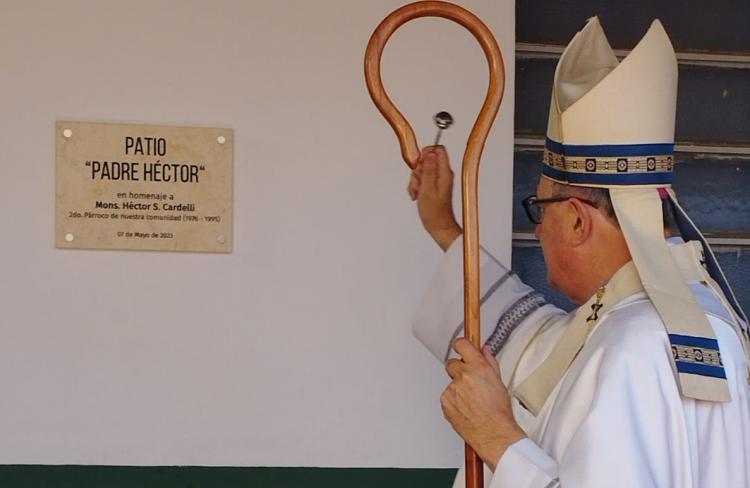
[[566, 198, 594, 246]]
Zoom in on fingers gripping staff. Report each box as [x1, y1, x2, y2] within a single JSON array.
[[364, 2, 505, 487]]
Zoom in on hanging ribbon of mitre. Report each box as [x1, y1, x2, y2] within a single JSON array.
[[364, 2, 505, 488]]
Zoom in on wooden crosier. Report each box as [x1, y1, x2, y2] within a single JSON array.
[[364, 2, 505, 487]]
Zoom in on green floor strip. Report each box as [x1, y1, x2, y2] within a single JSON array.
[[0, 466, 457, 488]]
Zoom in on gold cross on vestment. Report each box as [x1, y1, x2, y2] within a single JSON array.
[[586, 287, 606, 323]]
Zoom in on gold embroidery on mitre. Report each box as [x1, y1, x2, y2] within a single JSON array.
[[543, 147, 673, 176]]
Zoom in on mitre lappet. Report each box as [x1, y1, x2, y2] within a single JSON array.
[[522, 17, 750, 404]]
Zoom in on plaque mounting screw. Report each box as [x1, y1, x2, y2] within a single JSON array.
[[217, 235, 226, 244], [217, 136, 226, 144], [63, 129, 73, 138], [65, 233, 75, 242]]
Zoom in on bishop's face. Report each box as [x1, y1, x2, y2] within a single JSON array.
[[533, 176, 573, 295]]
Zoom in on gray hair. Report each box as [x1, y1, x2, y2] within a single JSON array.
[[550, 181, 673, 230], [550, 181, 618, 224]]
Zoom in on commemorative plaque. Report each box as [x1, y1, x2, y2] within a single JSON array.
[[55, 121, 233, 252]]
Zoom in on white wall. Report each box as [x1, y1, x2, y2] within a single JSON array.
[[0, 0, 514, 467]]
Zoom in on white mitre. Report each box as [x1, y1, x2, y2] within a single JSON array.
[[542, 17, 750, 402]]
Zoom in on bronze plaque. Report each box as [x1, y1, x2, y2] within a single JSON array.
[[56, 121, 233, 252]]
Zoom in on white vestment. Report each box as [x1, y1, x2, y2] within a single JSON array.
[[413, 237, 750, 488]]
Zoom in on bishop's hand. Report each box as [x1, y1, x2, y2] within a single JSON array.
[[407, 146, 462, 251], [442, 338, 527, 471]]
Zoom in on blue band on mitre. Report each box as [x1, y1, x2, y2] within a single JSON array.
[[542, 164, 673, 185], [545, 138, 674, 157], [543, 137, 674, 186]]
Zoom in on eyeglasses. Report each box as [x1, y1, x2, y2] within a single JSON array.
[[522, 194, 599, 225]]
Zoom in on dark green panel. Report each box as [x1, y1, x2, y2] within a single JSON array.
[[0, 466, 456, 488], [517, 0, 750, 53], [516, 59, 750, 144], [677, 65, 750, 145], [512, 150, 750, 235], [671, 157, 750, 235], [515, 59, 552, 138]]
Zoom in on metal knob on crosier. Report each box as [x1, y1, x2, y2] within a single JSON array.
[[364, 2, 505, 487], [434, 111, 454, 145]]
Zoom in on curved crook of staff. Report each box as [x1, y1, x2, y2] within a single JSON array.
[[364, 2, 505, 487]]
